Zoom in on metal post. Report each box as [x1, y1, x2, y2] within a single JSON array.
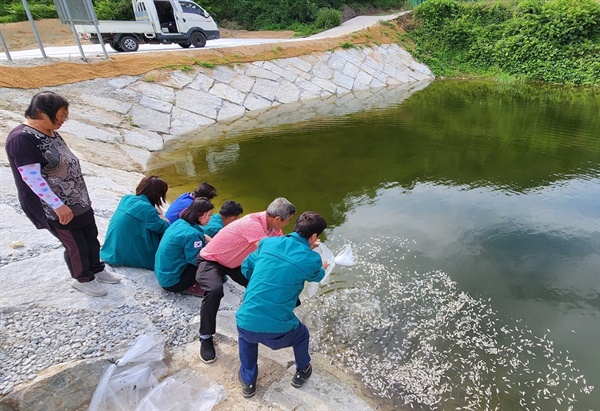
[[0, 30, 12, 61], [21, 0, 47, 59], [82, 0, 109, 59], [58, 0, 87, 62]]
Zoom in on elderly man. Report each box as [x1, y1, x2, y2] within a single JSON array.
[[196, 197, 295, 363]]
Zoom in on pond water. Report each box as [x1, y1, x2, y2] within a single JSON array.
[[150, 80, 599, 410]]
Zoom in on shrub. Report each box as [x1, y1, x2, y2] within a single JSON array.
[[0, 2, 57, 23], [92, 0, 134, 20], [407, 0, 600, 85], [315, 8, 342, 30]]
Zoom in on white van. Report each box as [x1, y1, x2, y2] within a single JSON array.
[[74, 0, 220, 52]]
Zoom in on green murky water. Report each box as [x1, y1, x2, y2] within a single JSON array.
[[150, 80, 600, 410]]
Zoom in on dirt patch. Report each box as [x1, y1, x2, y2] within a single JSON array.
[[0, 19, 403, 89]]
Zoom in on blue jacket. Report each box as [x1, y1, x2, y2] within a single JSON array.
[[204, 213, 224, 238], [154, 219, 206, 287], [100, 194, 169, 270], [165, 192, 193, 224], [236, 232, 324, 333]]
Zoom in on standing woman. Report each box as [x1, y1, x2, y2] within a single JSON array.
[[100, 176, 170, 270], [154, 197, 214, 297], [5, 91, 120, 297]]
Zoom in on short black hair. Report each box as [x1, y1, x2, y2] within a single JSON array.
[[180, 197, 214, 225], [193, 182, 217, 200], [219, 200, 243, 218], [293, 211, 327, 239], [25, 91, 69, 124], [136, 175, 168, 207]]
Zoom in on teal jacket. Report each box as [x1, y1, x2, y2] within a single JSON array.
[[100, 194, 169, 270], [154, 219, 206, 287], [204, 213, 224, 238], [236, 232, 325, 333]]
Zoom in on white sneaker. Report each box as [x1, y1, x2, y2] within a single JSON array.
[[95, 270, 121, 284], [72, 279, 108, 297]]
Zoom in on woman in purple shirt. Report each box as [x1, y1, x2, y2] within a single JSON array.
[[5, 91, 120, 297]]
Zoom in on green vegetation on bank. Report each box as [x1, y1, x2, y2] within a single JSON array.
[[401, 0, 600, 85]]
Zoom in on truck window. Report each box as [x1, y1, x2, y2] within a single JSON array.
[[179, 1, 207, 17]]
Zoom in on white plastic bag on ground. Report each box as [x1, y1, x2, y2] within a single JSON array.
[[116, 333, 165, 366], [334, 244, 356, 266], [88, 333, 166, 411], [135, 369, 226, 411]]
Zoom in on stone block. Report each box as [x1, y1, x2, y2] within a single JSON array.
[[210, 83, 246, 105], [77, 95, 131, 114], [130, 106, 170, 134], [139, 95, 173, 113], [275, 80, 300, 104], [175, 89, 222, 119], [60, 120, 120, 143], [212, 66, 237, 84], [243, 93, 273, 112], [130, 81, 175, 103], [122, 129, 164, 151], [189, 72, 214, 92], [169, 107, 215, 136], [251, 78, 280, 101]]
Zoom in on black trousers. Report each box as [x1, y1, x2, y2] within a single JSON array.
[[162, 263, 197, 292], [195, 257, 249, 336], [46, 217, 105, 282]]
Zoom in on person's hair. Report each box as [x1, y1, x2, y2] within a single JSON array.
[[193, 182, 217, 200], [24, 91, 69, 124], [135, 175, 168, 207], [293, 211, 327, 239], [266, 197, 295, 220], [219, 200, 243, 218], [180, 197, 214, 224]]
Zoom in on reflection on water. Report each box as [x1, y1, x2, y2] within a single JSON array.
[[149, 80, 600, 409]]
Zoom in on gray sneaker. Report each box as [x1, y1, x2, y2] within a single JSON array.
[[95, 270, 121, 284], [72, 279, 108, 297]]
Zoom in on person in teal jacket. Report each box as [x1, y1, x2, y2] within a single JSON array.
[[204, 200, 244, 238], [154, 197, 214, 297], [235, 211, 329, 398], [100, 176, 169, 270]]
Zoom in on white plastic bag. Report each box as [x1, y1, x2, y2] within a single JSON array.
[[334, 244, 356, 266], [116, 333, 165, 366], [307, 243, 336, 297], [314, 243, 336, 277], [136, 369, 226, 411], [88, 333, 166, 411]]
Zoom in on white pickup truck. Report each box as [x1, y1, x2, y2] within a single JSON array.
[[74, 0, 219, 52]]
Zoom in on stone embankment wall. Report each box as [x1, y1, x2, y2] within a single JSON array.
[[3, 43, 433, 172]]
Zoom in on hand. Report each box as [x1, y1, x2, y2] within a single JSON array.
[[323, 261, 330, 269], [55, 204, 74, 225], [157, 208, 169, 222]]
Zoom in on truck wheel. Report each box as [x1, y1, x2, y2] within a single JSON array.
[[118, 35, 139, 52], [190, 32, 207, 48], [109, 42, 122, 52], [178, 42, 191, 48]]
